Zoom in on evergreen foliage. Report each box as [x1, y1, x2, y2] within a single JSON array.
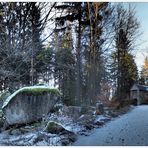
[[140, 56, 148, 85], [0, 2, 141, 106], [110, 4, 139, 100]]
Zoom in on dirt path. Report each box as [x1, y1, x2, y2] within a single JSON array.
[[73, 105, 148, 146]]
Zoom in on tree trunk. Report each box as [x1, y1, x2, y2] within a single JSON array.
[[75, 6, 82, 105]]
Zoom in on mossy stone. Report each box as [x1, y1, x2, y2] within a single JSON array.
[[19, 88, 61, 96], [45, 121, 65, 134]]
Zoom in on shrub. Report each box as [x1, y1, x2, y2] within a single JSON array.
[[45, 121, 65, 134]]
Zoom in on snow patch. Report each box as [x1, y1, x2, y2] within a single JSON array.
[[49, 136, 61, 146], [48, 113, 84, 134], [95, 115, 110, 123]]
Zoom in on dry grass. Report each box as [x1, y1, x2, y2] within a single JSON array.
[[101, 99, 134, 110]]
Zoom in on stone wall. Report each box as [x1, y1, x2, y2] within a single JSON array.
[[3, 93, 58, 125]]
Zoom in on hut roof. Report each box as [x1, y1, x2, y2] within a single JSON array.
[[131, 84, 148, 91]]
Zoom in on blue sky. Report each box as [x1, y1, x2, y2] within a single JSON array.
[[127, 2, 148, 71]]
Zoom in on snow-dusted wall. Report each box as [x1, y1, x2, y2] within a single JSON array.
[[3, 93, 58, 125]]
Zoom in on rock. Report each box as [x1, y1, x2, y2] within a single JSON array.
[[61, 138, 70, 146], [44, 121, 66, 134], [19, 127, 34, 134], [77, 114, 95, 130], [60, 133, 77, 145], [78, 114, 95, 130], [94, 115, 111, 126], [2, 86, 60, 126], [32, 132, 50, 144], [60, 105, 96, 120], [108, 111, 118, 117], [94, 121, 104, 126], [80, 106, 95, 115], [43, 121, 76, 145], [84, 123, 94, 130], [79, 132, 89, 136], [59, 129, 74, 135], [61, 106, 82, 119], [95, 102, 104, 115], [77, 114, 95, 124], [69, 134, 76, 142], [10, 129, 22, 135], [101, 118, 111, 122], [0, 110, 3, 118], [0, 118, 4, 127], [0, 117, 5, 130], [0, 110, 5, 130]]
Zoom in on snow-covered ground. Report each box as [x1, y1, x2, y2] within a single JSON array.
[[0, 104, 114, 146], [0, 130, 63, 146], [0, 108, 85, 146]]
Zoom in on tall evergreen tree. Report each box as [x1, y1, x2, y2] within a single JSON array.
[[140, 56, 148, 85], [28, 2, 43, 85], [0, 2, 44, 92], [111, 4, 139, 100], [55, 2, 84, 105], [83, 2, 113, 105], [53, 29, 76, 105]]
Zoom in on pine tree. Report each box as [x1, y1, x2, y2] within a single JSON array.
[[28, 2, 43, 85], [54, 2, 114, 105], [0, 2, 44, 92], [53, 29, 76, 105], [140, 56, 148, 85], [110, 4, 140, 100], [83, 2, 113, 105]]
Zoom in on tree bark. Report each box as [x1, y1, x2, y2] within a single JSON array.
[[76, 5, 82, 105]]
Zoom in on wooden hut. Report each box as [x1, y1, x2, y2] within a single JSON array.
[[130, 84, 148, 105]]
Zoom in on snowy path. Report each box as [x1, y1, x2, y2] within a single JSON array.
[[73, 105, 148, 146]]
